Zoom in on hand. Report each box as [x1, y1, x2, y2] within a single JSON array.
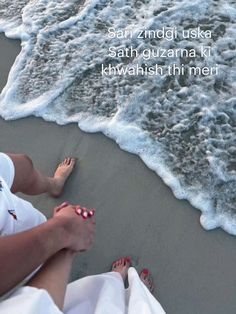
[[53, 202, 96, 252]]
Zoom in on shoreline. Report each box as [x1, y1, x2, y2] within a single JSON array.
[[1, 34, 236, 314]]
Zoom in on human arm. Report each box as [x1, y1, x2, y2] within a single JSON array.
[[27, 205, 95, 310], [0, 204, 94, 297]]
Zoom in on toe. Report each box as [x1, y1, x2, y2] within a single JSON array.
[[59, 157, 76, 168], [140, 269, 149, 280], [141, 273, 147, 280], [140, 269, 155, 293], [141, 269, 148, 278], [125, 256, 132, 266], [68, 158, 76, 167], [61, 158, 67, 165], [71, 158, 76, 165], [112, 261, 118, 270]]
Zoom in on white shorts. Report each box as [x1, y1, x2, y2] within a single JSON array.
[[0, 153, 46, 236], [0, 153, 47, 301], [0, 153, 15, 189]]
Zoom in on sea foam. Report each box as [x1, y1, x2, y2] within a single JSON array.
[[0, 0, 235, 234]]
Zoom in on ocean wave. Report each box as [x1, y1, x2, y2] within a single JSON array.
[[0, 0, 236, 234]]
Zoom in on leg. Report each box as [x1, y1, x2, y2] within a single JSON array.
[[7, 153, 76, 196], [28, 250, 75, 310]]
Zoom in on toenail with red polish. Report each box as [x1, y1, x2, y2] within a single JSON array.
[[142, 269, 149, 275], [125, 257, 131, 263]]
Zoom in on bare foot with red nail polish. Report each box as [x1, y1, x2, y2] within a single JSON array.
[[140, 269, 154, 293], [111, 257, 132, 282]]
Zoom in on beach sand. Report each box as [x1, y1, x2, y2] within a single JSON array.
[[0, 33, 236, 314]]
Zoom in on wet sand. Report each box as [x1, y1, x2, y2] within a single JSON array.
[[0, 33, 236, 314]]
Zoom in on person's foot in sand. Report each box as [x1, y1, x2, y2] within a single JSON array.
[[50, 157, 76, 197], [112, 257, 131, 281], [8, 153, 77, 197], [140, 269, 154, 293]]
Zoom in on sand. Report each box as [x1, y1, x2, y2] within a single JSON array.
[[0, 33, 236, 314]]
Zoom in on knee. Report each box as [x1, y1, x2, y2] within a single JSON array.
[[19, 154, 40, 192], [9, 153, 35, 193], [18, 154, 36, 185], [19, 154, 34, 170]]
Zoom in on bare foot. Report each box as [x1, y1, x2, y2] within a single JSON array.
[[111, 257, 131, 281], [50, 158, 76, 197], [140, 269, 154, 293]]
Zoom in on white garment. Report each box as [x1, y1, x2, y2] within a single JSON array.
[[0, 153, 46, 236], [0, 153, 166, 314], [1, 268, 166, 314], [63, 268, 166, 314], [0, 153, 47, 302], [0, 153, 15, 187]]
